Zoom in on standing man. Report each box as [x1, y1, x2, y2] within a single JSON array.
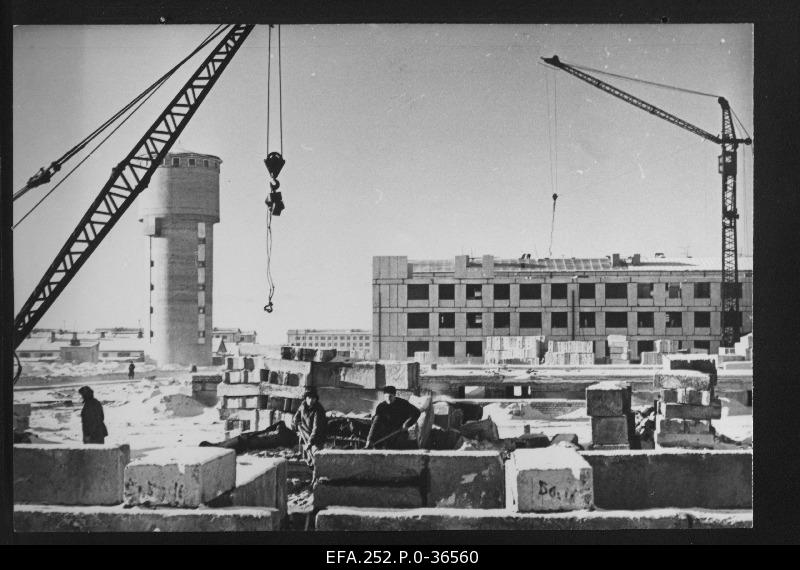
[[292, 387, 327, 466], [79, 386, 108, 444], [366, 386, 421, 449], [128, 361, 135, 379]]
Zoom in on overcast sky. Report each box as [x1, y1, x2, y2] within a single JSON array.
[[12, 24, 753, 344]]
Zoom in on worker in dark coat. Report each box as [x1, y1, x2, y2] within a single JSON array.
[[366, 386, 421, 449], [79, 386, 108, 444], [128, 361, 135, 379], [292, 387, 327, 466]]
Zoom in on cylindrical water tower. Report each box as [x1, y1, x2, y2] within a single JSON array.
[[138, 149, 221, 367]]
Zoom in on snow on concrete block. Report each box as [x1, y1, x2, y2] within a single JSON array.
[[314, 450, 427, 484], [123, 447, 236, 507], [505, 447, 593, 513], [653, 370, 714, 391], [585, 381, 631, 416], [14, 444, 130, 506], [664, 401, 722, 420], [591, 415, 633, 446], [313, 483, 424, 509], [427, 451, 504, 508], [14, 504, 281, 532]]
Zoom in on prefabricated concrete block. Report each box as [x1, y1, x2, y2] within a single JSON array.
[[14, 504, 281, 532], [585, 381, 631, 416], [685, 420, 714, 435], [339, 362, 383, 389], [591, 415, 633, 446], [653, 370, 714, 391], [14, 403, 32, 419], [14, 444, 130, 506], [662, 354, 717, 376], [315, 507, 750, 531], [582, 449, 752, 509], [661, 389, 679, 403], [656, 433, 716, 449], [664, 401, 722, 420], [657, 418, 687, 435], [218, 382, 260, 397], [505, 447, 594, 512], [314, 450, 426, 484], [550, 433, 579, 447], [427, 451, 505, 508], [514, 433, 551, 449], [677, 388, 712, 406], [724, 361, 754, 371], [123, 447, 236, 507], [313, 483, 424, 509], [458, 418, 500, 442], [383, 360, 420, 391], [210, 457, 287, 517]]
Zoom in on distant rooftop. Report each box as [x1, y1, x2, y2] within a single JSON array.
[[407, 255, 753, 274]]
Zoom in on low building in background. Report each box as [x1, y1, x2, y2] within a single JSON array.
[[286, 329, 372, 359]]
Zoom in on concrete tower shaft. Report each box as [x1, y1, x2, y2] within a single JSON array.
[[138, 151, 222, 366]]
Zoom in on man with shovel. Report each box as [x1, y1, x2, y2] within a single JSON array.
[[365, 386, 421, 449], [292, 387, 327, 466]]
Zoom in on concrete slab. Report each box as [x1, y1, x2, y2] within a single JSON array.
[[585, 381, 631, 416], [656, 433, 716, 449], [314, 450, 426, 484], [505, 447, 593, 512], [383, 361, 420, 391], [210, 457, 286, 516], [581, 449, 751, 509], [14, 504, 281, 532], [591, 415, 633, 446], [427, 451, 504, 508], [654, 371, 714, 391], [664, 401, 722, 420], [313, 483, 424, 509], [662, 355, 718, 376], [218, 382, 260, 397], [339, 362, 384, 389], [315, 507, 750, 530], [14, 444, 130, 506], [123, 447, 236, 507]]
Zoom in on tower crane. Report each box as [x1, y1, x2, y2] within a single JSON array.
[[12, 24, 255, 351], [541, 55, 752, 347]]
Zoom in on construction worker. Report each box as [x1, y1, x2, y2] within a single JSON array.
[[366, 386, 420, 449], [292, 387, 327, 466], [128, 361, 135, 379], [78, 386, 108, 444]]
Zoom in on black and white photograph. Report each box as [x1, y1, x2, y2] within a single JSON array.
[[3, 0, 795, 547]]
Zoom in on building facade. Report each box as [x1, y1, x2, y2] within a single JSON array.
[[372, 254, 753, 363], [286, 329, 372, 357]]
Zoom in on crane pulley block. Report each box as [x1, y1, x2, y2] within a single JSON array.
[[264, 151, 286, 216]]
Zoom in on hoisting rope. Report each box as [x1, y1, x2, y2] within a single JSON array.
[[263, 24, 286, 313], [13, 24, 230, 228], [545, 68, 559, 258]]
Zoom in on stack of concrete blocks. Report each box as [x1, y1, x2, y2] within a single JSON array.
[[13, 403, 31, 435], [654, 355, 720, 449], [313, 450, 504, 509], [13, 444, 288, 531], [735, 333, 753, 360], [191, 374, 222, 406], [717, 333, 754, 371], [485, 336, 546, 365], [505, 447, 594, 512], [607, 335, 630, 364], [544, 340, 594, 366], [586, 381, 634, 449], [219, 355, 269, 437], [640, 339, 680, 365]]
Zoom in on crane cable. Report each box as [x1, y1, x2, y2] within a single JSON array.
[[545, 68, 559, 257], [14, 24, 230, 204], [263, 25, 284, 313]]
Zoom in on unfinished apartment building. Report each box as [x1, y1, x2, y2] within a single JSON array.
[[372, 254, 753, 363]]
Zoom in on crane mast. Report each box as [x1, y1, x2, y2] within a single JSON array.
[[14, 24, 255, 348], [542, 55, 752, 347]]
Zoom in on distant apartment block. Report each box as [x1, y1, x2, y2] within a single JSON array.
[[372, 254, 753, 363], [286, 329, 372, 357]]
